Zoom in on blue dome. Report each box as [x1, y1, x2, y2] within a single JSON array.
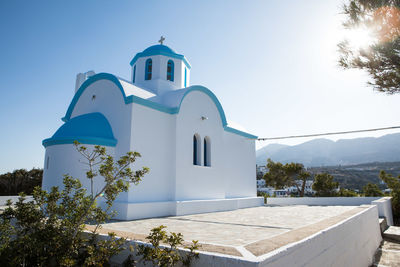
[[142, 44, 177, 55], [130, 44, 191, 69], [43, 112, 117, 147]]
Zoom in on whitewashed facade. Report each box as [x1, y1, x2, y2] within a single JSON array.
[[42, 44, 263, 220]]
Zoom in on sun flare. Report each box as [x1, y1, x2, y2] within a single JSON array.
[[345, 27, 375, 50]]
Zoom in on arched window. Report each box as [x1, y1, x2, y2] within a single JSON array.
[[167, 60, 174, 81], [193, 134, 201, 165], [133, 65, 136, 83], [204, 136, 211, 167], [145, 58, 152, 80]]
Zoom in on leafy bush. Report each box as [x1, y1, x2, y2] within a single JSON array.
[[135, 225, 199, 267], [338, 188, 358, 197], [0, 143, 199, 266], [257, 191, 268, 203], [312, 173, 339, 197], [379, 170, 400, 225], [363, 183, 384, 197], [0, 168, 42, 196]]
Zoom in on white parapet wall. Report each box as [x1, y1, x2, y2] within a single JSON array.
[[111, 197, 265, 220], [371, 197, 393, 226], [267, 197, 393, 226], [266, 196, 381, 206], [108, 205, 382, 267], [257, 205, 382, 267]]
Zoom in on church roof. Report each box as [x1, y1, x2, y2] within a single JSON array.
[[43, 112, 117, 147], [61, 73, 257, 140], [130, 44, 191, 69]]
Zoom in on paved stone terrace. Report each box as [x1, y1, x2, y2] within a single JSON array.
[[93, 205, 365, 258]]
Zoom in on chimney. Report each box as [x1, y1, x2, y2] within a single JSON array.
[[75, 71, 95, 93]]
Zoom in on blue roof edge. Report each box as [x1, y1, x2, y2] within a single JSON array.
[[63, 73, 257, 140], [42, 137, 118, 148]]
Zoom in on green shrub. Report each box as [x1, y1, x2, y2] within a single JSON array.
[[0, 143, 199, 266], [363, 183, 384, 197], [379, 171, 400, 225]]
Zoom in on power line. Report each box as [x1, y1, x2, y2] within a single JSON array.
[[257, 125, 400, 141]]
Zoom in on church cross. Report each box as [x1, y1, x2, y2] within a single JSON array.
[[158, 36, 165, 45]]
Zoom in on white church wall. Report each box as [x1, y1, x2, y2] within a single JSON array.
[[70, 79, 133, 156], [224, 132, 257, 198], [42, 144, 114, 196], [126, 103, 176, 203], [69, 79, 134, 202], [175, 90, 226, 200]]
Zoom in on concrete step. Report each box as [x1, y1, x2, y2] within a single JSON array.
[[373, 239, 400, 267], [379, 218, 389, 233], [383, 226, 400, 242]]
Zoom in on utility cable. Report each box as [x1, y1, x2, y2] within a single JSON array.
[[257, 125, 400, 141]]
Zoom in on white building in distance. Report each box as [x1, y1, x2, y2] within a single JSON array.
[[42, 43, 263, 220]]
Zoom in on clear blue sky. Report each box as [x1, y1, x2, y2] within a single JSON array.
[[1, 0, 400, 173]]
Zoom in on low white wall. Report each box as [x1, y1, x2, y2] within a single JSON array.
[[112, 201, 176, 220], [258, 205, 382, 267], [267, 197, 393, 227], [175, 197, 264, 216], [112, 197, 264, 220], [108, 204, 382, 267], [267, 197, 381, 206], [372, 197, 393, 226]]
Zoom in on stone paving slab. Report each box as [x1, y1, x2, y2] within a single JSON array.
[[373, 239, 400, 267], [245, 206, 367, 256], [94, 205, 359, 257]]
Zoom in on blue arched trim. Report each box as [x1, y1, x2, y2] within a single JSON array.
[[176, 85, 228, 127], [63, 73, 257, 139], [63, 73, 128, 122]]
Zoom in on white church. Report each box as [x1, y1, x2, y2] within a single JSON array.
[[42, 41, 263, 220]]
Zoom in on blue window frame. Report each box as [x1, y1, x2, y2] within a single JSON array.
[[184, 68, 187, 87], [167, 60, 174, 81], [133, 65, 136, 83], [145, 58, 152, 80]]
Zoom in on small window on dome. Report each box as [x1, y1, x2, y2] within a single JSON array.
[[167, 60, 174, 82], [184, 68, 187, 87], [145, 59, 152, 80], [133, 65, 136, 83]]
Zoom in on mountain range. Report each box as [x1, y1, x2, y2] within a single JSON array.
[[256, 133, 400, 167]]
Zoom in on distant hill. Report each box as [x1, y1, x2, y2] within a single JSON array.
[[256, 133, 400, 167], [308, 162, 400, 191]]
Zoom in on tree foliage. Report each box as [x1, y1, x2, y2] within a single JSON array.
[[263, 159, 311, 197], [338, 188, 358, 197], [339, 0, 400, 94], [312, 173, 339, 197], [136, 225, 199, 267], [0, 168, 42, 196], [379, 170, 400, 224], [0, 143, 199, 266], [363, 182, 384, 196]]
